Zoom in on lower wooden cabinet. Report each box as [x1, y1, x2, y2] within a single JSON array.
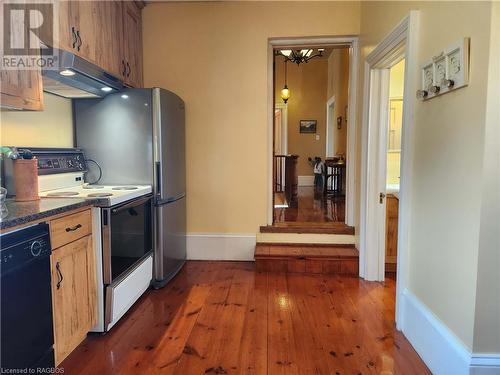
[[50, 234, 96, 365], [385, 194, 399, 272]]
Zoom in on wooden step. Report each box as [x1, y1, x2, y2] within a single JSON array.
[[255, 244, 359, 276], [260, 222, 355, 235]]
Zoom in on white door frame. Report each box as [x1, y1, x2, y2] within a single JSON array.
[[325, 96, 335, 158], [267, 36, 359, 226], [359, 11, 419, 329], [274, 102, 288, 155]]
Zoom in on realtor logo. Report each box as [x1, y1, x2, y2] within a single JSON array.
[[1, 1, 58, 70]]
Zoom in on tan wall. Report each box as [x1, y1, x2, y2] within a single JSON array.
[[275, 58, 328, 176], [473, 0, 500, 353], [327, 48, 349, 156], [142, 1, 360, 233], [0, 93, 73, 147], [358, 1, 494, 350]]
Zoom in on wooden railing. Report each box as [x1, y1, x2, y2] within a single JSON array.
[[274, 155, 286, 193], [274, 155, 298, 203]]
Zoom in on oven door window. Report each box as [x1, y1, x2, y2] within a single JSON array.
[[109, 198, 152, 282]]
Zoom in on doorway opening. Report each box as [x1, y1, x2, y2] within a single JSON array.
[[270, 43, 355, 231], [385, 59, 405, 276], [359, 11, 419, 328]]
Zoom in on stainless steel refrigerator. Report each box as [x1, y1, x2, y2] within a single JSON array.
[[74, 88, 186, 288]]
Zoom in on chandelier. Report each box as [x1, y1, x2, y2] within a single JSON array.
[[275, 48, 325, 65]]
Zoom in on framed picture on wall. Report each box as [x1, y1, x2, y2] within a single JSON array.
[[299, 120, 317, 133]]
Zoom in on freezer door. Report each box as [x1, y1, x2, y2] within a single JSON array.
[[153, 88, 186, 200], [154, 197, 186, 287]]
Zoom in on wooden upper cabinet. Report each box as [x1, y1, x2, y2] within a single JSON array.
[[0, 68, 44, 111], [0, 4, 44, 111], [121, 2, 143, 88], [57, 1, 143, 87], [56, 1, 98, 64], [1, 1, 143, 110], [94, 1, 124, 78]]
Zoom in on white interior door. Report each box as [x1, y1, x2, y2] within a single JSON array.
[[274, 109, 282, 155], [275, 103, 288, 155], [362, 68, 390, 281]]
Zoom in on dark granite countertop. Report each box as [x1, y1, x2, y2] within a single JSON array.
[[0, 198, 96, 231]]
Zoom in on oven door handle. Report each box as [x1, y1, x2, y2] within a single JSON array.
[[111, 195, 152, 214]]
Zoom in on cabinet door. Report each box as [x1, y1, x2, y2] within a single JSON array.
[[51, 235, 95, 365], [122, 2, 143, 87], [385, 196, 399, 264], [0, 4, 44, 111], [94, 1, 123, 77], [0, 69, 43, 111], [56, 1, 98, 64]]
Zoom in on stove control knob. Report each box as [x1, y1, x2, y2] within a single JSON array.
[[30, 240, 42, 257]]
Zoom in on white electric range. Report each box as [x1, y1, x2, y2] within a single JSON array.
[[27, 148, 154, 333], [39, 180, 152, 207]]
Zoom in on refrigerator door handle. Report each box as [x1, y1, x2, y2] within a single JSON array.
[[155, 161, 161, 196], [155, 193, 185, 206]]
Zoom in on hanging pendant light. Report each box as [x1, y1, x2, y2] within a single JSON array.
[[280, 60, 290, 104]]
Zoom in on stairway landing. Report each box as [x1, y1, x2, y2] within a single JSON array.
[[260, 221, 355, 235]]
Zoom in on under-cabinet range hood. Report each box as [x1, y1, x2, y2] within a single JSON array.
[[42, 48, 123, 98]]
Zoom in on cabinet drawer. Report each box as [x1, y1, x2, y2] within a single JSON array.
[[50, 210, 92, 249]]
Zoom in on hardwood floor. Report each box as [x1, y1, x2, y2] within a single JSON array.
[[274, 187, 346, 223], [60, 261, 430, 374]]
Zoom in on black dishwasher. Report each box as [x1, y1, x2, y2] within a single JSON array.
[[1, 223, 55, 370]]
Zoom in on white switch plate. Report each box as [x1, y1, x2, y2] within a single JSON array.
[[315, 134, 320, 140]]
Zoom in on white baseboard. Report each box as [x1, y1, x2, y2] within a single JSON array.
[[298, 175, 314, 186], [186, 233, 256, 261], [470, 354, 500, 375], [401, 288, 470, 374], [401, 288, 500, 375]]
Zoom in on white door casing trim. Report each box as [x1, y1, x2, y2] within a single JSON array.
[[325, 95, 335, 157], [359, 11, 420, 330], [267, 36, 359, 227], [274, 102, 288, 155]]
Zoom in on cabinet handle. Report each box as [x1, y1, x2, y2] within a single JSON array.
[[56, 262, 64, 290], [71, 27, 77, 48], [122, 60, 126, 76], [76, 30, 82, 51], [126, 62, 131, 77], [65, 223, 82, 232]]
